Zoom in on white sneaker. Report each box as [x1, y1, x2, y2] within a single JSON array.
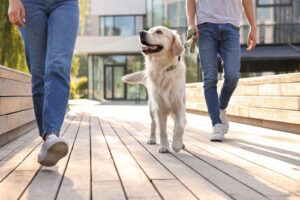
[[210, 124, 224, 141], [38, 134, 69, 166], [220, 109, 229, 134]]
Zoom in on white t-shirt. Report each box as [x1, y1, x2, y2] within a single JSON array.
[[196, 0, 241, 27]]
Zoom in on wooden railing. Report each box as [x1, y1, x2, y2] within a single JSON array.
[[186, 73, 300, 134], [0, 65, 36, 147]]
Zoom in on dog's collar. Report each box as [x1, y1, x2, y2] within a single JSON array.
[[166, 56, 181, 72]]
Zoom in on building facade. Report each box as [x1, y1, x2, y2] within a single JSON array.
[[76, 0, 148, 100], [75, 0, 300, 101]]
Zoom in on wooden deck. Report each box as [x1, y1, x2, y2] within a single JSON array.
[[0, 100, 299, 200]]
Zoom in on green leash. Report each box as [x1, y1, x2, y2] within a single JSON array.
[[184, 28, 197, 53]]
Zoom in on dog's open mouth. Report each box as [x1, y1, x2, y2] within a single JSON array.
[[141, 41, 163, 54]]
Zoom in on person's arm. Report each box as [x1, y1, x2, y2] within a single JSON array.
[[186, 0, 198, 39], [242, 0, 256, 51], [8, 0, 26, 27]]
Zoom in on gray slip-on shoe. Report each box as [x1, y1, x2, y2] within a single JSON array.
[[210, 124, 225, 142], [38, 135, 69, 166]]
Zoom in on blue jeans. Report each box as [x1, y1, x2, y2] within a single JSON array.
[[19, 0, 79, 139], [197, 23, 241, 126]]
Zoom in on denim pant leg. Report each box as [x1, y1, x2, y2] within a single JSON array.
[[219, 24, 241, 110], [197, 23, 222, 126], [19, 1, 48, 137], [42, 0, 79, 138]]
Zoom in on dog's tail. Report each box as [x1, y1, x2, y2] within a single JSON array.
[[122, 70, 146, 85]]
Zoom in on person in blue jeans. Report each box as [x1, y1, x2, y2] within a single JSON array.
[[186, 0, 257, 141], [8, 0, 79, 166]]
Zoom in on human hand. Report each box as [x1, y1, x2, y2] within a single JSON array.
[[184, 26, 198, 53], [188, 24, 198, 40], [247, 26, 257, 51], [8, 0, 26, 27]]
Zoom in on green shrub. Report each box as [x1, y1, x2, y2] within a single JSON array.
[[70, 78, 77, 99], [76, 76, 88, 98]]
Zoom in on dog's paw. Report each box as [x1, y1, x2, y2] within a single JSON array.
[[147, 138, 156, 145], [158, 146, 170, 153], [172, 139, 184, 152]]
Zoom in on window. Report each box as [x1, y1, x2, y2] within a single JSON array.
[[100, 16, 145, 36], [149, 0, 186, 29], [88, 55, 147, 100], [167, 1, 186, 28], [114, 16, 134, 35], [100, 17, 113, 36], [256, 0, 292, 7]]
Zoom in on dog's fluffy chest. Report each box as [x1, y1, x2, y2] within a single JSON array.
[[146, 63, 185, 111]]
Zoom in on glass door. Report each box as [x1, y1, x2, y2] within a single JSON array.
[[113, 66, 125, 99], [104, 65, 125, 99], [105, 66, 113, 99]]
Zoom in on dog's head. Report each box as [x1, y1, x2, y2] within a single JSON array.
[[139, 26, 184, 57]]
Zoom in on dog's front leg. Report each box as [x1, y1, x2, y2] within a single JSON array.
[[172, 106, 185, 152], [157, 110, 169, 153], [147, 105, 156, 145]]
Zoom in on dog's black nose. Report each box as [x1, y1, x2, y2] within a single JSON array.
[[139, 30, 147, 39]]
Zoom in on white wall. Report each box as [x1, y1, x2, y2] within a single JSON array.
[[90, 0, 146, 16], [75, 35, 141, 54]]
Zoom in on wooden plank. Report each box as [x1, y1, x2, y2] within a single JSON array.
[[128, 115, 300, 198], [186, 102, 300, 124], [90, 116, 126, 200], [0, 128, 41, 166], [0, 109, 35, 135], [129, 121, 269, 200], [183, 133, 300, 197], [90, 116, 120, 182], [246, 107, 300, 124], [120, 120, 231, 200], [187, 109, 300, 134], [229, 96, 299, 111], [108, 118, 175, 180], [183, 127, 300, 184], [56, 115, 91, 200], [0, 129, 36, 160], [186, 73, 300, 87], [0, 97, 33, 115], [0, 65, 31, 83], [99, 118, 161, 200], [111, 118, 233, 200], [0, 138, 41, 199], [0, 78, 31, 96], [93, 181, 126, 200], [153, 180, 197, 200], [0, 111, 73, 200], [185, 111, 300, 157], [187, 94, 299, 111], [237, 73, 300, 86], [0, 112, 73, 186], [173, 149, 267, 200], [181, 138, 297, 197], [236, 82, 300, 96], [20, 115, 82, 200], [186, 82, 300, 96]]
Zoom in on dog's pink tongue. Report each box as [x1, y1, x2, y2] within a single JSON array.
[[149, 46, 158, 50]]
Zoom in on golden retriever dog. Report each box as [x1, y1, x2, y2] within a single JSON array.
[[122, 26, 186, 153]]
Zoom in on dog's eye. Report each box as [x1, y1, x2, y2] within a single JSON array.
[[155, 30, 163, 34]]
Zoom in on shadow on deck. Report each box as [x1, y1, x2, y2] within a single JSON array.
[[0, 100, 299, 200]]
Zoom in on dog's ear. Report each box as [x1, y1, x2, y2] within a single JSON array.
[[172, 33, 184, 56]]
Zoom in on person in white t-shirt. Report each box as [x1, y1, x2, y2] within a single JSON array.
[[186, 0, 257, 141]]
